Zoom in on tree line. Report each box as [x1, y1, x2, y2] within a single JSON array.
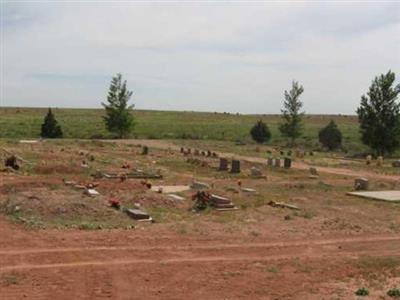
[[41, 70, 400, 155], [250, 70, 400, 155]]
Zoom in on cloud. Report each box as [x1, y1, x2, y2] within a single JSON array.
[[1, 1, 400, 113]]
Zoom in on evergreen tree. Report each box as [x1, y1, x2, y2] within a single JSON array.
[[279, 81, 305, 145], [318, 120, 342, 150], [250, 120, 271, 143], [40, 108, 63, 138], [102, 73, 135, 138], [357, 70, 400, 155]]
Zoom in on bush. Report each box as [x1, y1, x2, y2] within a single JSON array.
[[355, 287, 369, 296], [40, 108, 63, 138], [250, 120, 271, 144], [318, 120, 342, 150], [387, 288, 400, 298]]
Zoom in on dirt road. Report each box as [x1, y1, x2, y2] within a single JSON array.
[[1, 215, 400, 299]]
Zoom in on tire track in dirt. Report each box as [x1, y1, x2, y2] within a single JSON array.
[[1, 235, 399, 272], [0, 234, 399, 255]]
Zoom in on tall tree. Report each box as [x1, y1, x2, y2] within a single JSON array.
[[357, 70, 400, 155], [279, 80, 304, 145], [102, 74, 135, 138], [40, 108, 63, 138]]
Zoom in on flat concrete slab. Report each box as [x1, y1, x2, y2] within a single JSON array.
[[151, 185, 190, 193], [347, 190, 400, 203]]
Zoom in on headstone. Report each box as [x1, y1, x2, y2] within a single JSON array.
[[355, 178, 369, 191], [267, 158, 273, 167], [207, 150, 212, 157], [194, 149, 200, 156], [250, 166, 263, 178], [219, 158, 229, 171], [392, 160, 400, 168], [309, 167, 318, 176], [201, 151, 206, 156], [142, 146, 149, 155], [187, 148, 191, 154], [377, 156, 383, 167], [5, 155, 19, 170], [125, 208, 151, 220], [191, 181, 211, 190], [210, 194, 235, 209], [275, 158, 281, 168], [284, 157, 292, 169], [180, 147, 184, 153], [231, 159, 241, 173], [84, 189, 100, 196], [212, 152, 218, 158], [366, 155, 372, 165]]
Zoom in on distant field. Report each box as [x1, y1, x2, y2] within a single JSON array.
[[0, 107, 363, 151]]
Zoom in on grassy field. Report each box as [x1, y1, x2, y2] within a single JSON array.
[[0, 107, 363, 151]]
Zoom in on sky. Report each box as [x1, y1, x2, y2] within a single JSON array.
[[1, 1, 400, 114]]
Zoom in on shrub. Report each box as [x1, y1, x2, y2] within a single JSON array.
[[387, 288, 400, 298], [40, 108, 63, 138], [250, 120, 271, 144], [355, 287, 369, 296], [318, 120, 342, 150]]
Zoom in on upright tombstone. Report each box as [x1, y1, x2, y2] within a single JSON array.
[[377, 156, 384, 167], [392, 160, 400, 168], [207, 150, 212, 157], [180, 147, 184, 153], [218, 158, 229, 171], [142, 146, 149, 155], [284, 157, 292, 169], [355, 178, 369, 191], [187, 148, 191, 154], [366, 155, 372, 165], [309, 167, 318, 176], [231, 159, 241, 173], [275, 158, 281, 168], [267, 158, 273, 167]]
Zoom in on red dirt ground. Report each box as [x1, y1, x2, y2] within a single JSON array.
[[1, 140, 399, 299]]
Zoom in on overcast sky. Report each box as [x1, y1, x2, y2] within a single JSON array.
[[1, 1, 399, 114]]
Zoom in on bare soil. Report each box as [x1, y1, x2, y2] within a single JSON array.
[[1, 139, 399, 299]]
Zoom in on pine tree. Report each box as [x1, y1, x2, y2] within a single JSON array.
[[357, 70, 400, 155], [279, 81, 304, 145], [40, 108, 63, 138], [318, 120, 342, 150], [102, 73, 135, 138], [250, 120, 271, 144]]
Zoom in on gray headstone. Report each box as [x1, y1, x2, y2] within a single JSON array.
[[141, 146, 149, 155], [275, 158, 281, 168], [355, 178, 369, 191], [219, 158, 229, 171], [231, 159, 241, 173], [284, 157, 291, 169], [309, 167, 318, 176]]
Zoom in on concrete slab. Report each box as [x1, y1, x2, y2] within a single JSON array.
[[347, 190, 400, 203], [151, 185, 190, 193]]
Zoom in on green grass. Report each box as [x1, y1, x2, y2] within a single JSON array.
[[0, 107, 363, 151]]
